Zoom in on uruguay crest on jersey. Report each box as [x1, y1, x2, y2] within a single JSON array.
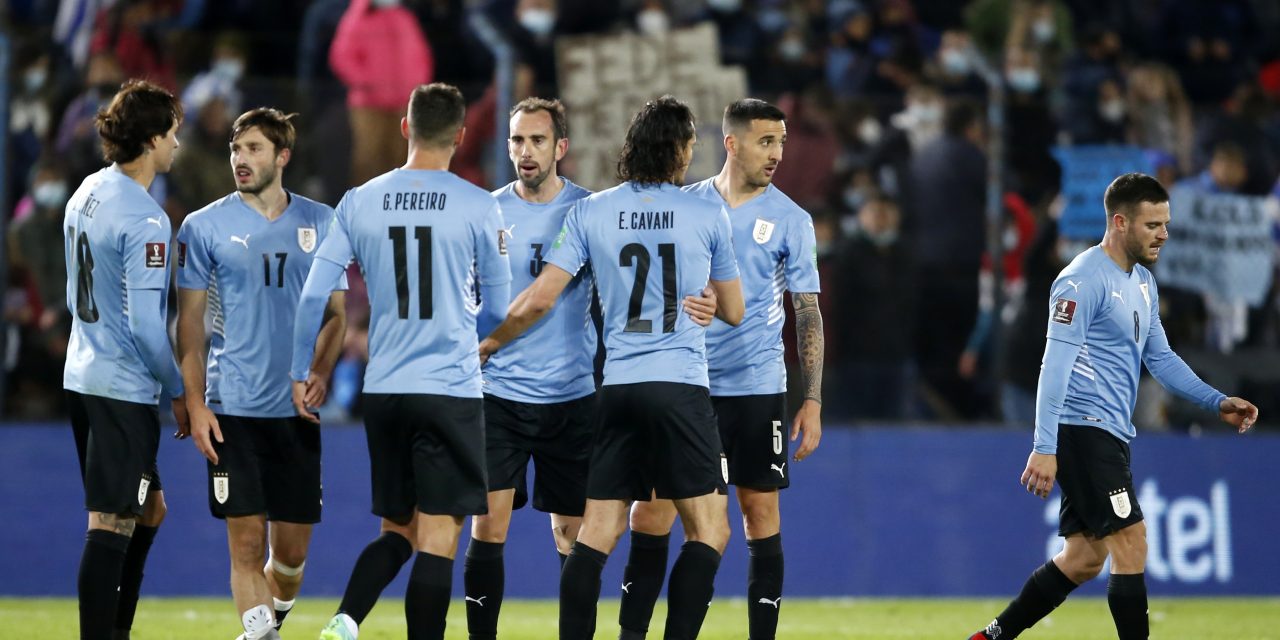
[[298, 227, 317, 253], [752, 218, 775, 244]]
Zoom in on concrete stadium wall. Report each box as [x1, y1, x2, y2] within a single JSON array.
[[1, 424, 1275, 597]]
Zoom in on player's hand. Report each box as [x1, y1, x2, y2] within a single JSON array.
[[293, 380, 320, 425], [683, 286, 718, 327], [171, 395, 190, 439], [303, 372, 329, 410], [478, 337, 500, 366], [791, 399, 822, 462], [1021, 452, 1057, 499], [1219, 396, 1259, 434], [189, 404, 223, 464]]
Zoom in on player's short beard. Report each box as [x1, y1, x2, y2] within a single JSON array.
[[1127, 230, 1159, 266], [518, 163, 552, 193], [236, 165, 277, 196]]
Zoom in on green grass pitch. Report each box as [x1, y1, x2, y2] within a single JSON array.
[[4, 597, 1278, 639]]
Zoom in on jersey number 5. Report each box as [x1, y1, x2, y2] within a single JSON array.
[[620, 242, 676, 333], [67, 227, 100, 323], [389, 226, 433, 320]]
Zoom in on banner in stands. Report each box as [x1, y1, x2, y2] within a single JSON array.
[[555, 24, 747, 191], [1158, 184, 1277, 307], [1053, 146, 1153, 240], [3, 425, 1276, 597]]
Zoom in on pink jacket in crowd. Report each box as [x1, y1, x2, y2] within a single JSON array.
[[329, 0, 433, 110]]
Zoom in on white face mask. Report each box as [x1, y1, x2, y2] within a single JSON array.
[[1099, 99, 1126, 123], [941, 48, 971, 76], [707, 0, 742, 12], [1007, 68, 1041, 93], [778, 38, 806, 62], [371, 0, 400, 7], [857, 118, 882, 145], [909, 102, 941, 124], [519, 8, 556, 37], [33, 180, 69, 209], [1032, 19, 1055, 43], [213, 58, 245, 81], [24, 67, 47, 92], [636, 9, 669, 36]]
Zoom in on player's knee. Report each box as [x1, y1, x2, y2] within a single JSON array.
[[270, 554, 306, 579], [471, 514, 510, 543], [1108, 523, 1148, 571], [629, 504, 675, 535], [738, 497, 780, 538], [230, 531, 267, 567]]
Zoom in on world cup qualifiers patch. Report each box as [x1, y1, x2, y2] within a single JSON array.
[[497, 228, 508, 255], [145, 242, 166, 268], [1052, 298, 1077, 325]]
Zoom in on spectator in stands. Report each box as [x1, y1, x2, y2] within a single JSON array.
[[1060, 25, 1125, 144], [1161, 0, 1259, 105], [1127, 63, 1195, 175], [968, 0, 1073, 66], [171, 94, 234, 212], [53, 52, 125, 186], [1194, 84, 1280, 196], [330, 0, 433, 186], [772, 87, 840, 210], [697, 0, 768, 78], [931, 29, 987, 99], [9, 44, 59, 209], [1004, 47, 1060, 205], [88, 0, 177, 90], [824, 1, 878, 99], [181, 31, 247, 117]]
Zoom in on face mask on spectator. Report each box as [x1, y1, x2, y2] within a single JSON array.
[[637, 9, 669, 36], [909, 102, 941, 124], [371, 0, 401, 7], [707, 0, 742, 12], [33, 180, 68, 209], [24, 67, 47, 93], [941, 48, 971, 76], [520, 8, 556, 37], [213, 58, 245, 81], [1099, 99, 1126, 123], [1031, 19, 1055, 43], [843, 187, 869, 211], [1007, 68, 1040, 93], [865, 228, 899, 247], [857, 118, 882, 145], [779, 38, 806, 62]]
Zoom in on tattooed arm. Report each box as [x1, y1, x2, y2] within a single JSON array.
[[791, 292, 824, 461]]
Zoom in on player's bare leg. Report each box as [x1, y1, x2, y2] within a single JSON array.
[[404, 512, 465, 639], [550, 512, 583, 560], [466, 490, 516, 640], [81, 511, 135, 640], [321, 514, 417, 640], [561, 499, 629, 639], [970, 533, 1104, 639], [739, 487, 784, 639], [1102, 522, 1149, 639], [112, 491, 165, 640], [263, 521, 311, 629], [226, 515, 277, 639], [618, 497, 678, 639]]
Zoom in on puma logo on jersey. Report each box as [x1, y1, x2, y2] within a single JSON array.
[[230, 234, 251, 249], [1066, 279, 1081, 293], [465, 596, 487, 607], [145, 216, 163, 227], [770, 463, 786, 477], [621, 582, 633, 594], [503, 224, 516, 239], [1111, 290, 1125, 304], [757, 597, 782, 609]]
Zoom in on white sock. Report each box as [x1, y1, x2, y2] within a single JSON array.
[[242, 604, 275, 639], [273, 597, 295, 614]]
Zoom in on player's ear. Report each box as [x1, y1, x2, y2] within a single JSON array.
[[723, 133, 735, 156], [454, 126, 466, 149], [276, 147, 292, 169], [554, 137, 568, 162], [400, 117, 410, 141]]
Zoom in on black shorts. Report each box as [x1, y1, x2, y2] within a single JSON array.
[[587, 382, 726, 502], [68, 391, 162, 516], [714, 394, 789, 490], [363, 393, 488, 518], [1056, 424, 1144, 538], [484, 393, 595, 516], [207, 414, 322, 524]]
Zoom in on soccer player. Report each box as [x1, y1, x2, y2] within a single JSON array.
[[619, 98, 825, 640], [968, 173, 1258, 640], [479, 95, 746, 640], [175, 108, 347, 640], [63, 79, 188, 640], [291, 83, 511, 640], [463, 97, 719, 640]]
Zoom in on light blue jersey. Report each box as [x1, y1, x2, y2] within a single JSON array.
[[177, 192, 347, 417], [314, 169, 511, 397], [63, 165, 174, 404], [484, 179, 596, 403], [684, 179, 821, 396], [546, 182, 738, 388], [1034, 246, 1225, 453]]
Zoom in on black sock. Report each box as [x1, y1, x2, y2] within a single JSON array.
[[114, 524, 157, 633], [274, 605, 290, 629], [987, 560, 1078, 639], [1108, 573, 1148, 640], [405, 552, 453, 640], [663, 541, 722, 640], [463, 539, 505, 640], [747, 534, 784, 640], [559, 541, 607, 640], [618, 531, 670, 635], [80, 529, 131, 640], [337, 531, 413, 624]]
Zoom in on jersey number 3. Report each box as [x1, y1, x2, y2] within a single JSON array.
[[389, 226, 433, 320], [620, 242, 676, 334]]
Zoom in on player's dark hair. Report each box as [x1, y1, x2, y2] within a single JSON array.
[[510, 97, 568, 141], [408, 82, 466, 148], [617, 95, 696, 186], [943, 98, 981, 137], [1103, 173, 1169, 220], [95, 79, 183, 164], [231, 108, 298, 153], [722, 98, 786, 136]]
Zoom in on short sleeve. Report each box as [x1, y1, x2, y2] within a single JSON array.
[[315, 191, 357, 269], [123, 212, 172, 290], [175, 217, 213, 289], [709, 206, 739, 282], [314, 206, 350, 291], [546, 201, 590, 277], [1044, 274, 1101, 346], [473, 201, 512, 286], [783, 213, 821, 293]]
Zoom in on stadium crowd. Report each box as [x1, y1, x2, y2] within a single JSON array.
[[4, 0, 1279, 426]]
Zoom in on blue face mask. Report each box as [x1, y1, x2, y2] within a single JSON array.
[[1007, 68, 1041, 93], [33, 180, 69, 209], [941, 49, 971, 76], [519, 8, 556, 37], [24, 67, 47, 93]]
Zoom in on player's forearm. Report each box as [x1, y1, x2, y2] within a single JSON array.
[[1033, 338, 1082, 454], [476, 281, 511, 341], [127, 288, 184, 399], [487, 286, 552, 349], [175, 313, 209, 410], [291, 260, 344, 381], [792, 292, 825, 404], [310, 292, 347, 378]]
